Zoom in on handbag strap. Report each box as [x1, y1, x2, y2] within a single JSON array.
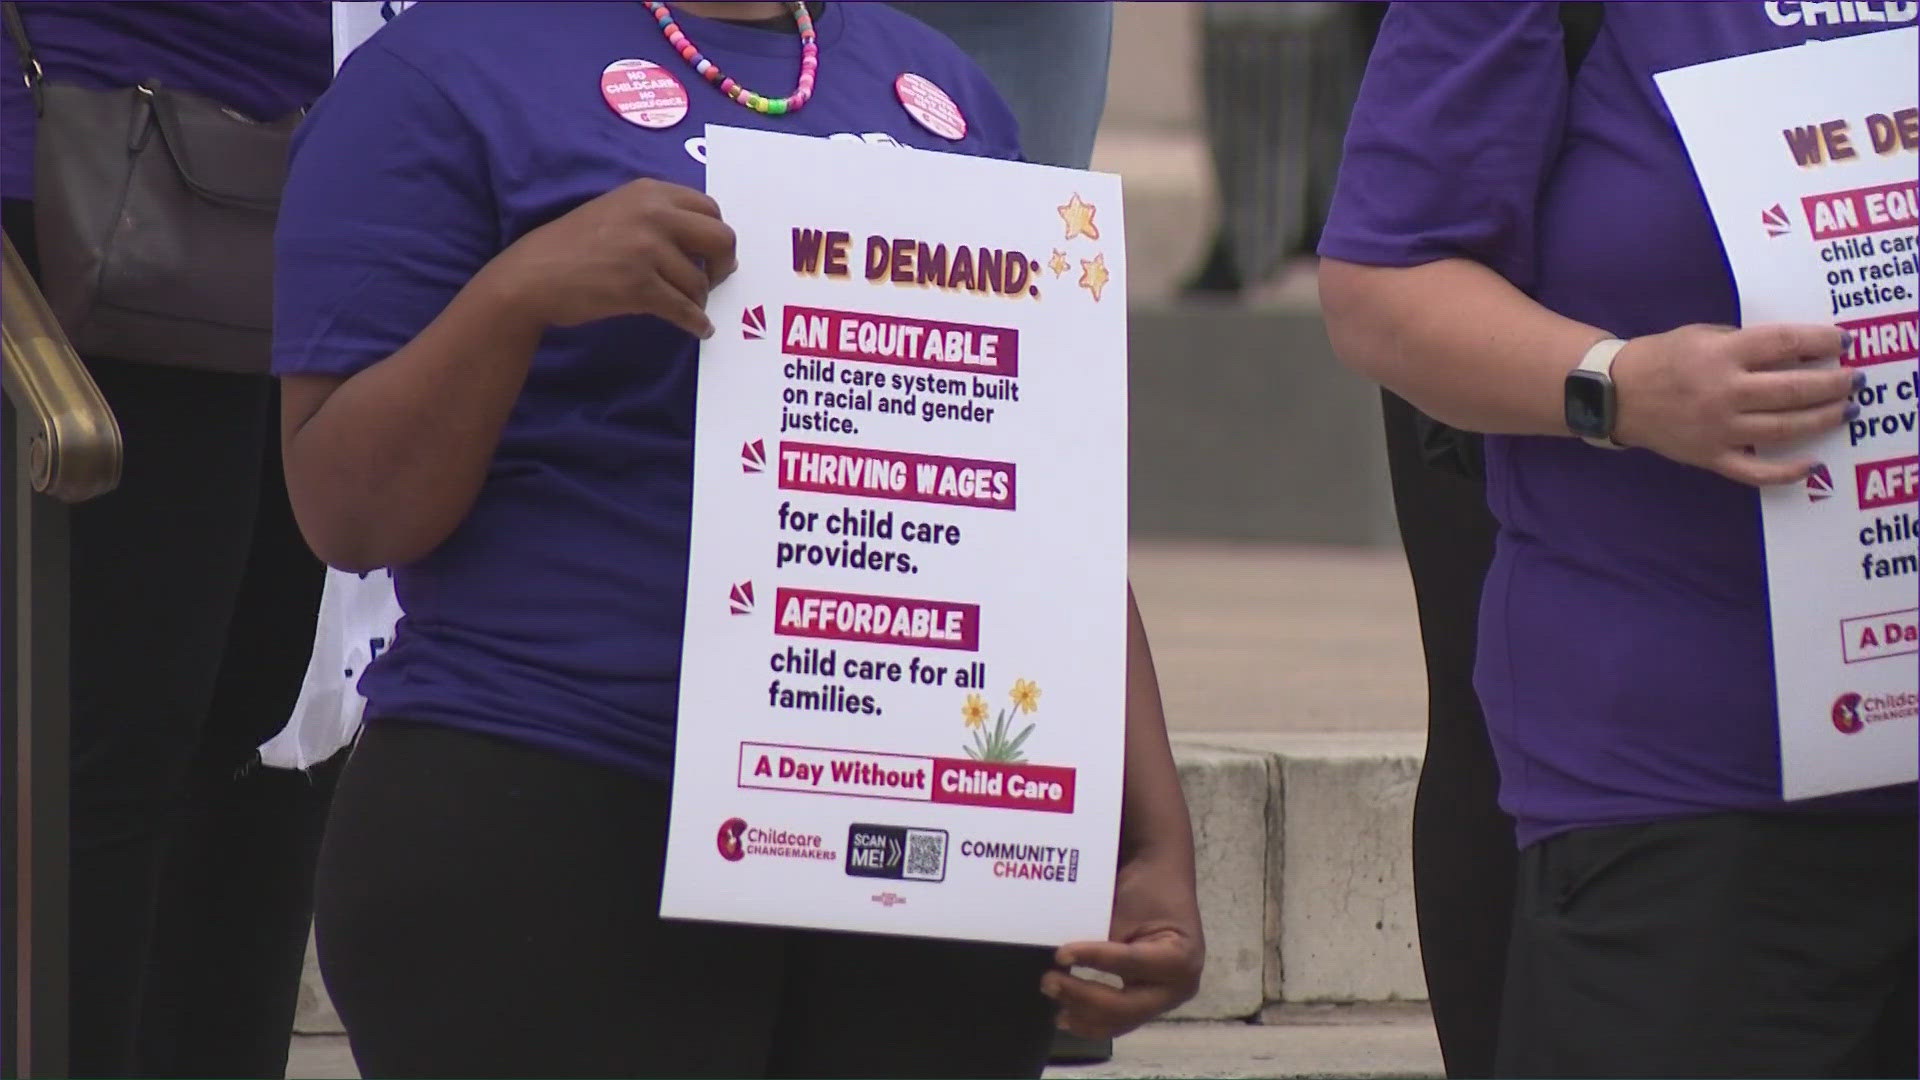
[[2, 1, 43, 113]]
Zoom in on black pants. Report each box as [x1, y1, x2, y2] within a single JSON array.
[[1379, 390, 1516, 1079], [315, 722, 1059, 1079], [5, 198, 336, 1078], [1497, 811, 1918, 1078]]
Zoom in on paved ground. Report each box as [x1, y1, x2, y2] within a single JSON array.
[[1131, 542, 1424, 734], [289, 1006, 1442, 1080]]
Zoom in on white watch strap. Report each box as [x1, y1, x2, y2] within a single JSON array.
[[1579, 338, 1629, 449], [1579, 337, 1628, 376]]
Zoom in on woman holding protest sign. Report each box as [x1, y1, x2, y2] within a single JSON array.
[[276, 3, 1201, 1075], [1320, 4, 1916, 1075]]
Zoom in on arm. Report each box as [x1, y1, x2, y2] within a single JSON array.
[[1116, 586, 1196, 878], [279, 176, 732, 572], [1044, 585, 1203, 1038], [1318, 256, 1609, 438], [1315, 3, 1853, 487], [281, 268, 542, 572], [272, 44, 732, 572], [271, 45, 538, 572], [1314, 1, 1593, 444], [1320, 257, 1856, 487]]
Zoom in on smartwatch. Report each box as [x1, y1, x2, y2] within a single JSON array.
[[1563, 338, 1629, 449]]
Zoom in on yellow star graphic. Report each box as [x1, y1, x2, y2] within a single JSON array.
[[1078, 253, 1111, 303], [1057, 193, 1101, 241], [1047, 249, 1070, 278]]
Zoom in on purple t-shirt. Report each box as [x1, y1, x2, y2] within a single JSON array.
[[0, 1, 330, 200], [1321, 1, 1918, 847], [273, 1, 1020, 778]]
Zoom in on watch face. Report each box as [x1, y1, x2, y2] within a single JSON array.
[[1564, 371, 1615, 439]]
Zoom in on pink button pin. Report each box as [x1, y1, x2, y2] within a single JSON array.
[[895, 73, 967, 141], [601, 58, 690, 130]]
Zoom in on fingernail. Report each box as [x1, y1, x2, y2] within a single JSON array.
[[1039, 981, 1061, 1001], [1839, 329, 1856, 352], [700, 324, 716, 341], [1846, 402, 1862, 420], [1852, 371, 1867, 391]]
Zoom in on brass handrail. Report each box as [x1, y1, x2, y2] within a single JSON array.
[[2, 232, 121, 503]]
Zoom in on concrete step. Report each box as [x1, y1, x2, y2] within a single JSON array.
[[1171, 733, 1427, 1019]]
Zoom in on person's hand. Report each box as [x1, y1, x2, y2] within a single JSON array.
[[1043, 852, 1203, 1039], [488, 177, 737, 338], [1610, 323, 1859, 486]]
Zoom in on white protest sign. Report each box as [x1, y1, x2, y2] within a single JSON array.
[[1656, 28, 1918, 799], [660, 126, 1129, 946]]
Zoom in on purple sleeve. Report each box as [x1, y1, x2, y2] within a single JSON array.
[[273, 43, 499, 379], [1318, 3, 1569, 290]]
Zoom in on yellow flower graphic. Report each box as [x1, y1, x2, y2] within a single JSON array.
[[962, 693, 990, 730], [962, 678, 1043, 762], [1009, 678, 1042, 715]]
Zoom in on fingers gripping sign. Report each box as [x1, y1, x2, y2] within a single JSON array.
[[1043, 937, 1204, 1039], [494, 177, 737, 339], [1612, 322, 1859, 487], [1039, 855, 1205, 1039]]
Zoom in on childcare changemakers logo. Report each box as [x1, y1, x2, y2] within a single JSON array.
[[960, 838, 1080, 884], [1831, 691, 1920, 734], [715, 818, 836, 863]]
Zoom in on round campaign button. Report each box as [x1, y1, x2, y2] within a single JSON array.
[[894, 73, 967, 141], [601, 58, 690, 130]]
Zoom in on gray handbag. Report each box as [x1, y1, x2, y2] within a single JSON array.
[[4, 1, 301, 375]]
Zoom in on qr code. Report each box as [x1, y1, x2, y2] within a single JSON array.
[[903, 828, 948, 882]]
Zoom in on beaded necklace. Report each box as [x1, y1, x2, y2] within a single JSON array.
[[643, 1, 818, 116]]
